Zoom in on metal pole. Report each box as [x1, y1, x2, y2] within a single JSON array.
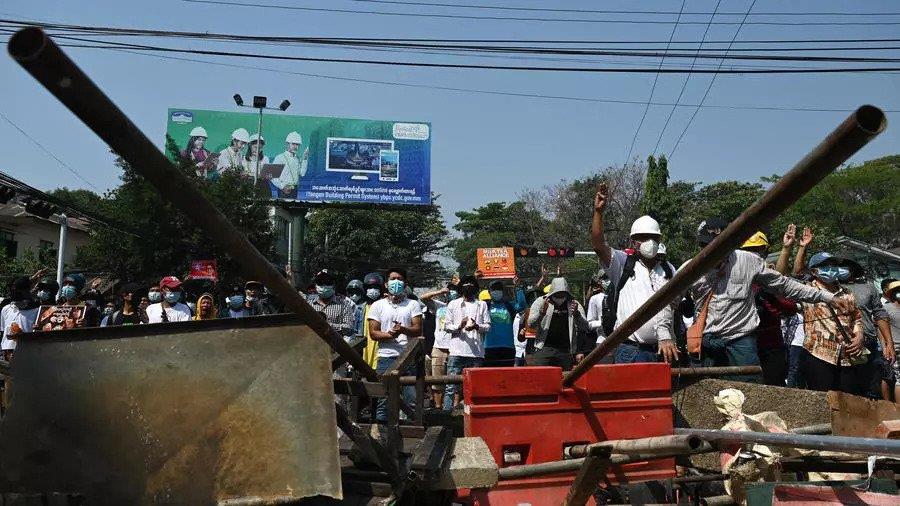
[[55, 213, 67, 288], [395, 366, 762, 385], [8, 27, 379, 382], [565, 435, 702, 459], [675, 427, 900, 457], [286, 214, 293, 282], [564, 104, 886, 387], [254, 107, 262, 186]]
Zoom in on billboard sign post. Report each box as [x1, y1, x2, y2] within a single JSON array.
[[166, 108, 431, 205]]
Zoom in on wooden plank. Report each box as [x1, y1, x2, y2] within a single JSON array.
[[564, 446, 611, 506], [828, 391, 900, 437], [410, 426, 452, 480]]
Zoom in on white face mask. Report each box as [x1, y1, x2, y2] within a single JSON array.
[[638, 239, 660, 260]]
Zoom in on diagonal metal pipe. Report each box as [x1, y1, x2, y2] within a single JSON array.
[[7, 27, 378, 381]]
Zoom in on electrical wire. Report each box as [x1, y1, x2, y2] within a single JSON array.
[[623, 0, 686, 167], [653, 0, 722, 156], [181, 0, 900, 26], [669, 0, 758, 159]]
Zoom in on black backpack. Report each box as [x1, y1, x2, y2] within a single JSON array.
[[601, 253, 673, 336]]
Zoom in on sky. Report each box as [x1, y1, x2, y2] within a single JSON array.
[[1, 0, 899, 230]]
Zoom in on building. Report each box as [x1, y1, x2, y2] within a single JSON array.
[[0, 202, 91, 268]]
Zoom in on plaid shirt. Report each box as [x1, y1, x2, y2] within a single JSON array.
[[307, 294, 358, 338], [800, 281, 867, 367]]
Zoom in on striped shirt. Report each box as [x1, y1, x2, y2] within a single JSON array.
[[307, 294, 358, 339]]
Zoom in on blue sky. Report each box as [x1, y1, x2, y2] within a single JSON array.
[[1, 0, 899, 229]]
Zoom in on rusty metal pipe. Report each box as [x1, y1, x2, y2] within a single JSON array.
[[564, 104, 886, 386], [676, 427, 900, 457], [565, 435, 703, 459], [7, 27, 378, 382], [498, 441, 716, 480], [396, 365, 762, 385]]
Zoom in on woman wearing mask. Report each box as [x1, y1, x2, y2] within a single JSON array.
[[106, 283, 145, 326], [221, 285, 250, 318], [361, 272, 385, 368], [34, 278, 59, 305], [194, 293, 218, 320], [58, 274, 84, 305]]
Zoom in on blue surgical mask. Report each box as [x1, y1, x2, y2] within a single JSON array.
[[60, 285, 77, 299], [228, 295, 245, 309], [37, 290, 51, 302], [836, 267, 851, 282], [148, 291, 162, 303], [387, 279, 405, 296], [448, 290, 458, 300], [366, 288, 381, 301], [164, 291, 181, 304], [490, 290, 504, 302], [316, 285, 335, 298], [103, 307, 114, 315]]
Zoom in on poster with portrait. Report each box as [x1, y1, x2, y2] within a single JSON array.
[[34, 305, 86, 332]]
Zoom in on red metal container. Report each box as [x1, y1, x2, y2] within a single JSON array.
[[462, 364, 674, 504]]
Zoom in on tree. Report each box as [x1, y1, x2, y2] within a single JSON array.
[[640, 154, 669, 219], [303, 198, 448, 288], [64, 139, 275, 285], [451, 201, 546, 276]]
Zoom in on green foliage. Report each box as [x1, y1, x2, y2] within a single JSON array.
[[451, 201, 546, 276], [0, 249, 45, 294], [60, 138, 275, 285], [640, 154, 669, 218], [304, 198, 448, 287]]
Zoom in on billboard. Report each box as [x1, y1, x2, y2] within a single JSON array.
[[166, 108, 431, 205], [476, 247, 516, 279]]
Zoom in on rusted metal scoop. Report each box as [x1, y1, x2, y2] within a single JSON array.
[[0, 315, 341, 504]]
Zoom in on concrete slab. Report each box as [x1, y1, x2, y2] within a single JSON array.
[[427, 437, 498, 491]]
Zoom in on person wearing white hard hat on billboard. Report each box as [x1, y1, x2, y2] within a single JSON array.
[[216, 128, 250, 174], [243, 133, 269, 180], [180, 126, 213, 178], [271, 131, 309, 198], [591, 183, 679, 364]]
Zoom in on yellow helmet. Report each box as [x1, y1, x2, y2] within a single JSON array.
[[741, 231, 769, 249], [543, 284, 552, 294], [478, 289, 491, 301]]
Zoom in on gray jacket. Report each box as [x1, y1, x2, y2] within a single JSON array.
[[527, 277, 591, 353]]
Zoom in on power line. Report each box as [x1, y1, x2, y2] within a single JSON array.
[[27, 34, 900, 74], [624, 0, 686, 167], [0, 109, 99, 191], [670, 0, 758, 159], [94, 47, 900, 113], [653, 0, 722, 156], [181, 0, 900, 26], [350, 0, 900, 17]]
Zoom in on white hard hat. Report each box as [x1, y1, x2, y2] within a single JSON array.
[[285, 131, 302, 144], [231, 128, 250, 143], [630, 215, 661, 237], [249, 133, 265, 144], [658, 243, 667, 255], [189, 126, 208, 138]]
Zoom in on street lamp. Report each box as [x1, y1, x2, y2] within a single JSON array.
[[232, 93, 291, 185]]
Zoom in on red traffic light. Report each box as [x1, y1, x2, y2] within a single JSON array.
[[547, 248, 558, 257], [546, 247, 574, 258]]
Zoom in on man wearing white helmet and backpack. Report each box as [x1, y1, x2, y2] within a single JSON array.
[[271, 131, 309, 198], [217, 127, 250, 173], [591, 183, 680, 364]]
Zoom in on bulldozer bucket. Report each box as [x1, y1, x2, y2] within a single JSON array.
[[0, 314, 341, 504]]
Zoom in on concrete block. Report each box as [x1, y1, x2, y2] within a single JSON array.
[[427, 436, 498, 491]]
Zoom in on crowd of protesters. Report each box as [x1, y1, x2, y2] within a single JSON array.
[[1, 184, 899, 417]]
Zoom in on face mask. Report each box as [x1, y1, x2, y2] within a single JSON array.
[[836, 267, 851, 282], [245, 296, 257, 304], [316, 285, 335, 298], [164, 291, 181, 304], [601, 280, 611, 291], [550, 294, 568, 306], [814, 267, 840, 286], [37, 290, 51, 302], [366, 288, 381, 301], [387, 279, 405, 296], [103, 307, 114, 315], [349, 293, 362, 304], [148, 291, 162, 303], [637, 239, 660, 260], [461, 285, 477, 298], [448, 290, 458, 300], [60, 285, 77, 299], [490, 290, 504, 302], [228, 295, 245, 309]]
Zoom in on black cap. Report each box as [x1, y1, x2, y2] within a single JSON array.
[[459, 275, 480, 289], [697, 217, 728, 246], [313, 269, 335, 285]]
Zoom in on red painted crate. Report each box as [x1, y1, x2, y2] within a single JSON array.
[[462, 364, 674, 505]]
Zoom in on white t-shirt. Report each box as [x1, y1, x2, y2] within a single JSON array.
[[513, 313, 526, 359], [0, 304, 40, 350], [586, 292, 606, 344], [783, 312, 806, 347], [145, 302, 192, 323], [367, 296, 423, 358], [444, 297, 490, 358], [606, 249, 674, 343], [426, 299, 452, 349]]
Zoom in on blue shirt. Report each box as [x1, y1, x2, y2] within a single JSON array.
[[483, 288, 527, 349]]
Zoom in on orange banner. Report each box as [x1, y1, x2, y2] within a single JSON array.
[[476, 247, 516, 279]]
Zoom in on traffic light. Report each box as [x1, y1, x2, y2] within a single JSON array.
[[547, 247, 575, 258], [514, 245, 538, 258]]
